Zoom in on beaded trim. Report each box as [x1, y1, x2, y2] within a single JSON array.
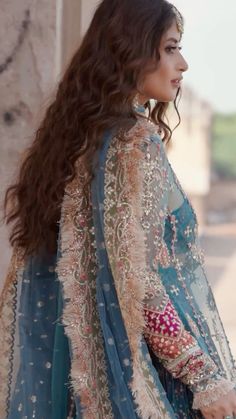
[[0, 249, 24, 417], [104, 117, 236, 412], [104, 120, 173, 418], [192, 379, 235, 410], [57, 165, 114, 419]]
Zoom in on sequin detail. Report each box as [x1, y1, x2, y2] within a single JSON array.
[[57, 163, 114, 419], [104, 121, 173, 418], [104, 118, 236, 411], [192, 379, 235, 410], [0, 249, 24, 417]]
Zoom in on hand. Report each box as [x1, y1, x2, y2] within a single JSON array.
[[201, 389, 236, 419]]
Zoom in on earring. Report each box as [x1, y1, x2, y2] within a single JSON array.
[[132, 94, 140, 110]]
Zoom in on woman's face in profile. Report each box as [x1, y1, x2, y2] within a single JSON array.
[[138, 20, 189, 104]]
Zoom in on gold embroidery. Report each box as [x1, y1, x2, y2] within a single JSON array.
[[192, 379, 235, 410], [186, 313, 201, 338], [104, 118, 235, 413], [0, 249, 24, 417], [57, 164, 114, 419], [104, 120, 173, 418]]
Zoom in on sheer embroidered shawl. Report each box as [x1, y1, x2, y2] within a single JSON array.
[[0, 118, 235, 418]]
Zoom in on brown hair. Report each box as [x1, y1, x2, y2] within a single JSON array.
[[4, 0, 183, 256]]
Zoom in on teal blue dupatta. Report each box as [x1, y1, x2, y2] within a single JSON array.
[[1, 117, 235, 418]]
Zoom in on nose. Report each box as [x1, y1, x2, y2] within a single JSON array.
[[179, 55, 189, 72]]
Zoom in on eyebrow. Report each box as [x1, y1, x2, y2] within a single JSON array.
[[165, 37, 180, 43]]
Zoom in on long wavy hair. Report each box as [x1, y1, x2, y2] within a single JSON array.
[[4, 0, 183, 256]]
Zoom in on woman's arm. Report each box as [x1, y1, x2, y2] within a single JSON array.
[[103, 123, 235, 411]]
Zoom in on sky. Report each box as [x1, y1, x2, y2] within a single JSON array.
[[173, 0, 236, 114]]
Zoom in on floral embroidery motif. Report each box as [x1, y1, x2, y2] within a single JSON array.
[[144, 303, 218, 385], [144, 301, 182, 340], [57, 164, 114, 419], [192, 378, 235, 410], [104, 118, 236, 412], [104, 121, 173, 418], [1, 117, 235, 417]]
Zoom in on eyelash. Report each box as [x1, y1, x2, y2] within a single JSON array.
[[165, 46, 182, 54]]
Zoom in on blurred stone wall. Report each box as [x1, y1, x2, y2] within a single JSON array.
[[0, 0, 94, 285], [0, 0, 212, 285], [0, 0, 58, 282]]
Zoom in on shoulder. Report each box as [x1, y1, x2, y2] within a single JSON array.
[[124, 117, 161, 144], [107, 117, 166, 165], [105, 118, 167, 178], [110, 117, 163, 154]]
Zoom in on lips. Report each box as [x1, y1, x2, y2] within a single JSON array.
[[171, 77, 183, 87]]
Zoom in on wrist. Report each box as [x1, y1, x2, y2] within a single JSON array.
[[192, 378, 235, 410]]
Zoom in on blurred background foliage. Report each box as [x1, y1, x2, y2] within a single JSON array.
[[212, 113, 236, 179]]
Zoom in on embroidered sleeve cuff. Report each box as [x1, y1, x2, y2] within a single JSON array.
[[192, 378, 235, 410], [143, 302, 233, 400]]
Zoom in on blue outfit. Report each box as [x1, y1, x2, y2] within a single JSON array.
[[1, 112, 235, 419]]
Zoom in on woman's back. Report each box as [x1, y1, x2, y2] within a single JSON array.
[[1, 1, 236, 418]]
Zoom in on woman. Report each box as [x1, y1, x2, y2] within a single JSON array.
[[1, 0, 236, 418]]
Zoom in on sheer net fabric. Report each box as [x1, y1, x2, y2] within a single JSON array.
[[103, 118, 236, 410]]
